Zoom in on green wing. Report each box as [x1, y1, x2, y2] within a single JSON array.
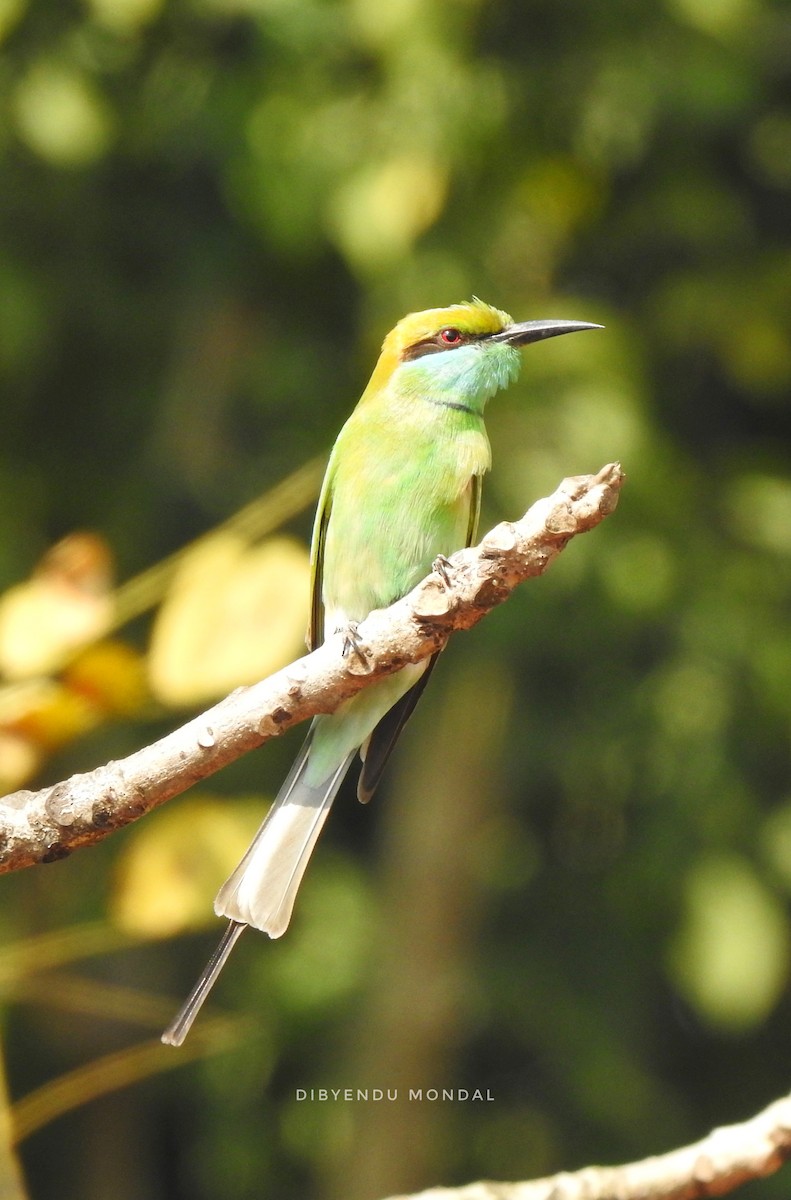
[[357, 472, 484, 804], [307, 460, 334, 652], [466, 470, 482, 547]]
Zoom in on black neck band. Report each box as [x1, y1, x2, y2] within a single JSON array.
[[427, 397, 478, 416]]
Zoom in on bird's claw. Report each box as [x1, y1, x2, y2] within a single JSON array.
[[340, 622, 371, 670], [432, 554, 455, 588]]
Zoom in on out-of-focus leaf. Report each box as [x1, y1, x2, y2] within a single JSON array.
[[61, 640, 148, 718], [0, 534, 114, 681], [12, 61, 113, 166], [268, 856, 373, 1013], [86, 0, 162, 34], [727, 473, 791, 555], [328, 155, 448, 271], [0, 641, 147, 788], [668, 0, 758, 39], [667, 853, 790, 1030], [147, 532, 310, 706], [111, 796, 263, 937], [0, 678, 99, 763], [601, 532, 677, 613]]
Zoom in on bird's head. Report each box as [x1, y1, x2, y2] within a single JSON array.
[[362, 298, 601, 411]]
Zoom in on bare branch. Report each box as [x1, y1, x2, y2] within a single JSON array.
[[0, 463, 624, 874], [381, 1089, 791, 1200]]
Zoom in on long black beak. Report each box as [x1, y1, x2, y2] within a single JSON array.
[[490, 319, 603, 347]]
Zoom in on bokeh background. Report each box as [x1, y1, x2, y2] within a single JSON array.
[[2, 0, 791, 1197]]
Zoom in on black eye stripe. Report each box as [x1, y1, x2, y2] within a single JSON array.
[[401, 330, 487, 362]]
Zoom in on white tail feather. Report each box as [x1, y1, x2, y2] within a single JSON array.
[[162, 728, 356, 1045], [215, 737, 356, 937], [161, 920, 246, 1046]]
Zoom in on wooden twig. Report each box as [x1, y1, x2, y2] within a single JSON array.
[[382, 1089, 791, 1200], [0, 463, 623, 873]]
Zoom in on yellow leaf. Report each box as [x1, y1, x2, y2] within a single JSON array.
[[0, 678, 101, 752], [148, 533, 310, 706], [111, 796, 263, 937], [0, 729, 42, 792], [0, 533, 114, 680], [63, 640, 148, 718], [0, 640, 146, 786]]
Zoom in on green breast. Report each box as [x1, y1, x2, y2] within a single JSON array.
[[321, 395, 490, 622]]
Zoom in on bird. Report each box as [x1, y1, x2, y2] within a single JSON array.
[[162, 298, 601, 1045]]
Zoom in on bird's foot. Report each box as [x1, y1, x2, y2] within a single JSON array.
[[432, 554, 456, 589], [340, 622, 372, 672]]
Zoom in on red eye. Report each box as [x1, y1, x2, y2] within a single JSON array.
[[439, 327, 462, 345]]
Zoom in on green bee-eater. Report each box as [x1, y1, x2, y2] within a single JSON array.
[[163, 298, 600, 1044]]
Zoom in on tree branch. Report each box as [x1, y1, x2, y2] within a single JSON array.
[[381, 1089, 791, 1200], [0, 463, 624, 874]]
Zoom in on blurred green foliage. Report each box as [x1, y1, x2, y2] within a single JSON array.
[[2, 0, 791, 1197]]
